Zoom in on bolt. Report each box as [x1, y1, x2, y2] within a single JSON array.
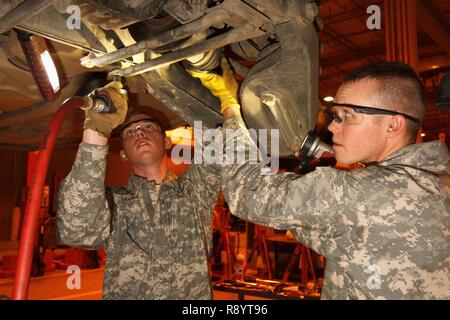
[[261, 93, 277, 108], [261, 93, 275, 103]]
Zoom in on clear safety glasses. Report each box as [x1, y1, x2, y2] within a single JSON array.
[[322, 100, 420, 126], [122, 120, 162, 139]]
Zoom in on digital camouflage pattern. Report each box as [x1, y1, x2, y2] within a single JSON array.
[[57, 143, 220, 299], [220, 115, 450, 300]]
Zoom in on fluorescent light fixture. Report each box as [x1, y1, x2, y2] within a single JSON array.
[[323, 96, 334, 102], [40, 50, 60, 93], [17, 31, 61, 101]]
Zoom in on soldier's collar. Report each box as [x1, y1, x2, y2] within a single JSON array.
[[161, 170, 182, 192], [128, 170, 179, 191], [378, 140, 449, 171], [165, 170, 178, 182]]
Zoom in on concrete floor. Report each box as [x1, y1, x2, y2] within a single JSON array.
[[0, 232, 319, 300], [0, 268, 103, 300], [0, 267, 270, 300], [0, 238, 265, 300]]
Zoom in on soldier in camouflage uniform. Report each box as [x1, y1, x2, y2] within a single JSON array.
[[190, 61, 450, 299], [57, 81, 221, 299]]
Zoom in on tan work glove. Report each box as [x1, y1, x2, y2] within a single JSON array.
[[187, 58, 240, 114], [83, 81, 128, 138]]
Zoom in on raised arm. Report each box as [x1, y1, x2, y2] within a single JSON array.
[[57, 142, 112, 248], [57, 81, 128, 248], [188, 59, 355, 257]]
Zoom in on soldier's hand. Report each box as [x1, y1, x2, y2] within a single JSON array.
[[83, 81, 128, 138], [187, 58, 240, 114]]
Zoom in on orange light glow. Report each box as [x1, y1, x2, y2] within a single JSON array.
[[165, 126, 194, 146]]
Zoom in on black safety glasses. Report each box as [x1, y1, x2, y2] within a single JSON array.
[[322, 100, 420, 126]]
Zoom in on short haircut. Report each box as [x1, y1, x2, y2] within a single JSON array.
[[342, 62, 426, 141]]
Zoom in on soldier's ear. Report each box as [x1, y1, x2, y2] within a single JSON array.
[[387, 115, 406, 139], [120, 150, 127, 161], [164, 137, 172, 150]]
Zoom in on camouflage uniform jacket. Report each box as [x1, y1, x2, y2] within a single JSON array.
[[57, 142, 220, 299], [221, 116, 450, 300]]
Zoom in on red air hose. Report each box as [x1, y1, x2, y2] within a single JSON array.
[[11, 97, 85, 300]]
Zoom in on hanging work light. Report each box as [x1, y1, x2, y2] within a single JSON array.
[[17, 31, 61, 101]]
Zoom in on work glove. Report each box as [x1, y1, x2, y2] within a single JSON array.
[[83, 81, 128, 138], [187, 58, 240, 114]]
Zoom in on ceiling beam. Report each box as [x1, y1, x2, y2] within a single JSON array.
[[321, 27, 359, 54], [321, 3, 371, 25], [320, 33, 437, 68], [321, 41, 386, 67], [416, 0, 450, 57], [335, 0, 384, 42]]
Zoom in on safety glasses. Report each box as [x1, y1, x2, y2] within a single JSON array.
[[121, 120, 163, 139], [321, 100, 420, 126]]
